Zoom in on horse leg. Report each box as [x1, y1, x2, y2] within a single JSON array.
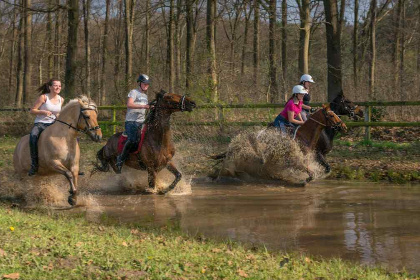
[[316, 152, 331, 173], [51, 161, 79, 206], [147, 167, 157, 193], [160, 162, 182, 194]]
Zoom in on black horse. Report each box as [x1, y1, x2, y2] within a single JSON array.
[[315, 91, 364, 172]]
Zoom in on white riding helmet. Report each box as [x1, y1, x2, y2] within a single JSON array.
[[300, 74, 315, 83], [293, 85, 308, 94]]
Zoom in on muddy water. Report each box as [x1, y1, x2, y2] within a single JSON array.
[[81, 180, 420, 273]]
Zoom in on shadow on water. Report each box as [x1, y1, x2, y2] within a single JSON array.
[[74, 179, 420, 274]]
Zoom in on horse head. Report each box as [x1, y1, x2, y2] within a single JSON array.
[[330, 90, 364, 120], [77, 96, 102, 142], [322, 104, 347, 133], [154, 90, 196, 112]]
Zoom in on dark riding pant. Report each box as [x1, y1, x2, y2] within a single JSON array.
[[29, 122, 52, 175], [116, 121, 143, 172], [273, 115, 298, 136]]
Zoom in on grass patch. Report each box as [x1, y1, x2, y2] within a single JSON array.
[[0, 205, 416, 280]]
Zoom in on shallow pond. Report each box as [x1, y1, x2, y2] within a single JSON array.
[[79, 180, 420, 274]]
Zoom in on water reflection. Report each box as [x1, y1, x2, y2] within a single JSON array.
[[79, 181, 420, 274]]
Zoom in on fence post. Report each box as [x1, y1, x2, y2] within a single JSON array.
[[112, 106, 117, 134], [364, 105, 371, 142]]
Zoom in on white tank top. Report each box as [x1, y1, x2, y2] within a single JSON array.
[[34, 94, 63, 124]]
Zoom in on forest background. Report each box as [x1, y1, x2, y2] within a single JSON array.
[[0, 0, 419, 121]]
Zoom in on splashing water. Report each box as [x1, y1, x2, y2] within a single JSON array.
[[216, 129, 325, 184]]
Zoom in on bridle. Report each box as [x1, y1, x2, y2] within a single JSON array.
[[53, 104, 101, 134], [330, 98, 358, 118], [157, 94, 188, 111], [309, 108, 343, 130]]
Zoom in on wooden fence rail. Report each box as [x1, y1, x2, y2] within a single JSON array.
[[1, 101, 420, 141]]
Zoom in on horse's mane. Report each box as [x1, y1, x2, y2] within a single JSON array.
[[59, 95, 97, 118], [145, 90, 166, 125]]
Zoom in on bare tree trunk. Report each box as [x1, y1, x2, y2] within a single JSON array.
[[114, 0, 124, 98], [145, 0, 150, 74], [253, 0, 260, 85], [297, 0, 310, 75], [241, 1, 252, 75], [186, 0, 194, 90], [167, 0, 175, 91], [174, 0, 182, 89], [15, 7, 24, 107], [23, 0, 32, 104], [393, 0, 402, 95], [83, 0, 91, 97], [281, 0, 287, 101], [368, 0, 376, 99], [353, 0, 359, 89], [100, 0, 110, 105], [8, 0, 18, 98], [399, 0, 405, 96], [124, 0, 134, 92], [64, 0, 80, 99], [323, 0, 343, 101], [268, 0, 278, 103], [207, 0, 218, 104], [54, 0, 61, 78], [46, 0, 53, 78], [417, 2, 420, 94]]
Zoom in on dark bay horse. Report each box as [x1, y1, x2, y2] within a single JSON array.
[[212, 105, 346, 183], [93, 91, 196, 194], [13, 96, 102, 206], [315, 92, 364, 172]]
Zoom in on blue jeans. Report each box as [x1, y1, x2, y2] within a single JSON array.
[[273, 115, 297, 135], [124, 121, 143, 143]]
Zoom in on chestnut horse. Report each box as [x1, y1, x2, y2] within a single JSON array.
[[13, 96, 102, 206], [93, 91, 196, 194], [316, 91, 364, 172]]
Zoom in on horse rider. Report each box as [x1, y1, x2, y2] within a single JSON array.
[[116, 74, 151, 173], [299, 74, 315, 121], [273, 85, 307, 136], [28, 79, 64, 176]]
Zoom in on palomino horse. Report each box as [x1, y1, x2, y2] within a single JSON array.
[[13, 96, 102, 206], [93, 90, 196, 194], [316, 91, 364, 172]]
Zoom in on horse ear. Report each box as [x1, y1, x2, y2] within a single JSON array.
[[322, 103, 330, 110], [156, 89, 166, 100], [338, 90, 344, 96]]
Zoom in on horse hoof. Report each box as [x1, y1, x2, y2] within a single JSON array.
[[325, 166, 331, 173], [306, 176, 313, 183], [68, 195, 77, 206]]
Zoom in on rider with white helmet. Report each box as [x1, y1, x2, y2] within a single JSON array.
[[299, 74, 315, 121], [273, 85, 307, 135]]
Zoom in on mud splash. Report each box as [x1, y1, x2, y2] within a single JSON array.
[[214, 129, 325, 184], [0, 155, 191, 207]]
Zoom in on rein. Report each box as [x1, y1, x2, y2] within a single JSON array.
[[50, 105, 100, 134]]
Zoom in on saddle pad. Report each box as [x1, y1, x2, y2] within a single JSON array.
[[117, 134, 128, 154], [117, 124, 148, 154]]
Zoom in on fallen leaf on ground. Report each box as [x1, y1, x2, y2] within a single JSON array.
[[238, 269, 248, 278], [3, 273, 20, 279]]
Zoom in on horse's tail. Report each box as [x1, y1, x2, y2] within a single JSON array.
[[90, 146, 110, 176]]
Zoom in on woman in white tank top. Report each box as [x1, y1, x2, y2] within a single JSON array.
[[28, 79, 64, 176]]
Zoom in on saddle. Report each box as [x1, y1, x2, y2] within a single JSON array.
[[117, 124, 147, 154]]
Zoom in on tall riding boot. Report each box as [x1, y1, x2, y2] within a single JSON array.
[[28, 135, 39, 176], [116, 140, 134, 174]]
